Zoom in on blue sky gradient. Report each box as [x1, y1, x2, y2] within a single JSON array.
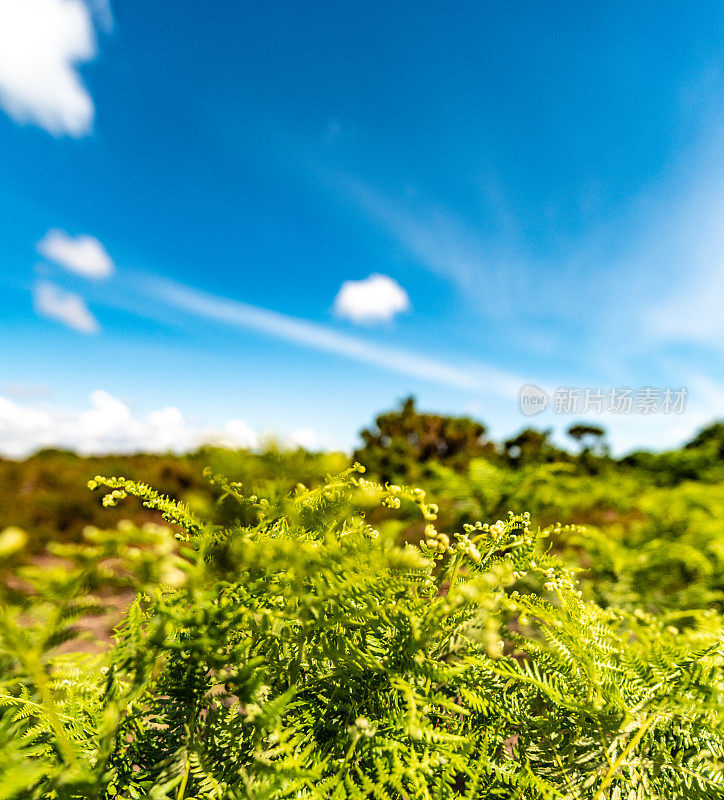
[[1, 0, 722, 455]]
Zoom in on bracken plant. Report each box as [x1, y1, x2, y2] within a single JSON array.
[[0, 464, 722, 799]]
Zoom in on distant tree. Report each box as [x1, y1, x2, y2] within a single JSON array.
[[620, 421, 724, 486], [566, 423, 607, 454], [684, 421, 724, 456], [354, 396, 494, 481], [503, 428, 568, 467]]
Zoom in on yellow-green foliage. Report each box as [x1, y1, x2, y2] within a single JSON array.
[[0, 466, 722, 799], [0, 448, 349, 552]]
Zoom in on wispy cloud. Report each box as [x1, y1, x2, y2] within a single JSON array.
[[37, 229, 115, 279], [337, 177, 524, 313], [644, 266, 724, 348], [88, 0, 114, 33], [145, 277, 524, 398], [325, 127, 724, 359], [1, 383, 51, 400], [636, 176, 724, 351], [33, 280, 100, 333], [0, 0, 101, 136]]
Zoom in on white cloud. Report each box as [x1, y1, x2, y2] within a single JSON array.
[[37, 229, 114, 279], [220, 419, 259, 450], [0, 0, 99, 136], [333, 273, 410, 324], [290, 427, 318, 450], [0, 391, 318, 457], [33, 280, 99, 333]]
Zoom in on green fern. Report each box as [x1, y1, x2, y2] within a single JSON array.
[[0, 466, 721, 798]]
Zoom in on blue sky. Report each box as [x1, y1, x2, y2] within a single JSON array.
[[0, 0, 722, 456]]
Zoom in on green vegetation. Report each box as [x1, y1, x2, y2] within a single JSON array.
[[0, 398, 722, 798], [0, 448, 348, 554]]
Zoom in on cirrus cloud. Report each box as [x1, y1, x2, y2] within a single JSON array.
[[333, 273, 410, 324]]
